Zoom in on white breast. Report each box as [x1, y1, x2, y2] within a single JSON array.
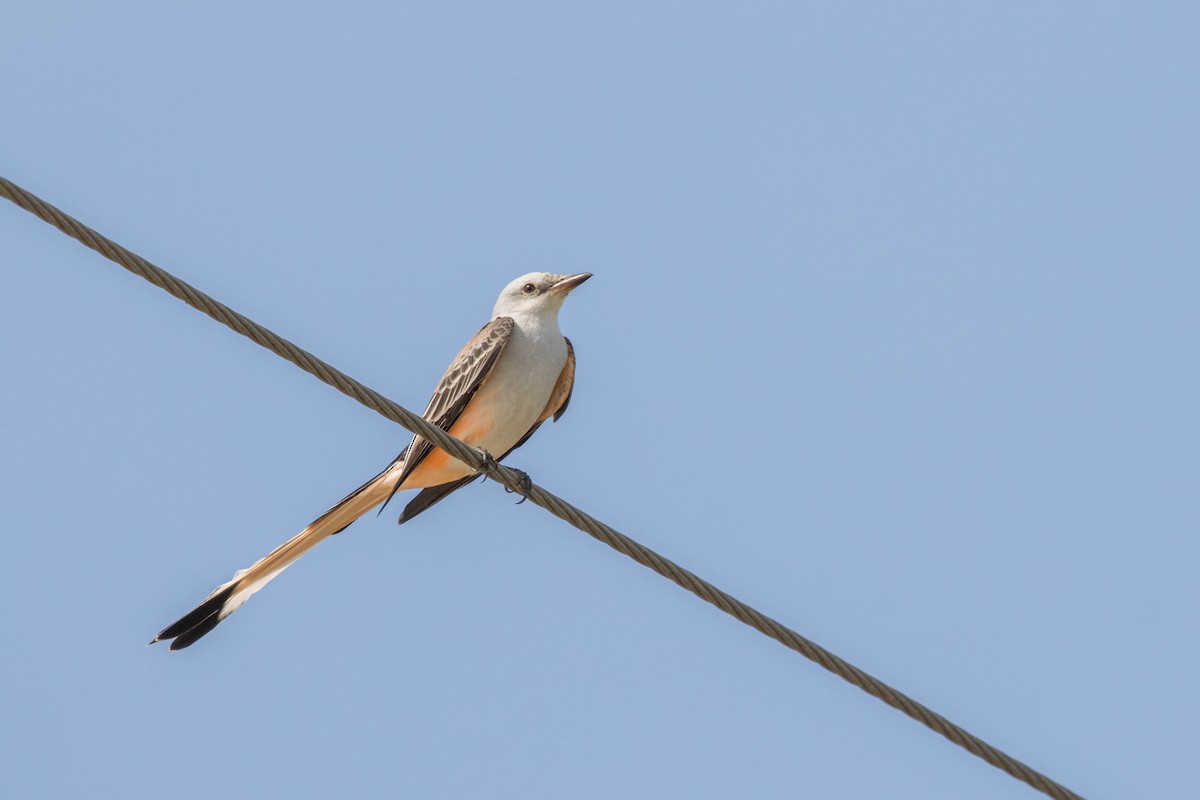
[[470, 318, 567, 457]]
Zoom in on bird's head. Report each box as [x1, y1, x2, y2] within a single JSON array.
[[493, 272, 591, 319]]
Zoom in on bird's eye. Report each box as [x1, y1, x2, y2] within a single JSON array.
[[522, 283, 537, 295]]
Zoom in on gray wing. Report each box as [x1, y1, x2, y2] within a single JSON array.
[[397, 336, 576, 524], [545, 336, 575, 422], [376, 317, 515, 512]]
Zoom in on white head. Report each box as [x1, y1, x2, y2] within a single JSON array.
[[492, 272, 592, 320]]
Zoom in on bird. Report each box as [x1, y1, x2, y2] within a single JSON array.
[[151, 271, 591, 650]]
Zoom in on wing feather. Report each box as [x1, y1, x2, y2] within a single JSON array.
[[544, 337, 575, 423], [378, 317, 514, 510]]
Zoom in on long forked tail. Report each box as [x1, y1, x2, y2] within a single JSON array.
[[151, 466, 399, 650]]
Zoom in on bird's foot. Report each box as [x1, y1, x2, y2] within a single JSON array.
[[474, 447, 533, 504], [475, 447, 501, 477], [505, 468, 533, 504]]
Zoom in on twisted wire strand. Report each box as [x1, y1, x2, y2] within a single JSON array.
[[1, 176, 1083, 800]]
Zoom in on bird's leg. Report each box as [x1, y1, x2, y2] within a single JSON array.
[[506, 468, 533, 504], [474, 447, 533, 504], [474, 447, 501, 479]]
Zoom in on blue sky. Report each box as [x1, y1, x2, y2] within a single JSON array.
[[2, 3, 1197, 798]]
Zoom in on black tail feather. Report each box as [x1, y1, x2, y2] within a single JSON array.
[[154, 585, 235, 651], [398, 476, 479, 525]]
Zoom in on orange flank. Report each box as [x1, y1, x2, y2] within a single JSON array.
[[402, 405, 496, 489]]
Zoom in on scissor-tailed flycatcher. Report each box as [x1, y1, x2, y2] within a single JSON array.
[[152, 271, 591, 650]]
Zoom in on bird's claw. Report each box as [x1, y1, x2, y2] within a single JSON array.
[[506, 469, 533, 504], [474, 447, 533, 504], [475, 447, 501, 476]]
